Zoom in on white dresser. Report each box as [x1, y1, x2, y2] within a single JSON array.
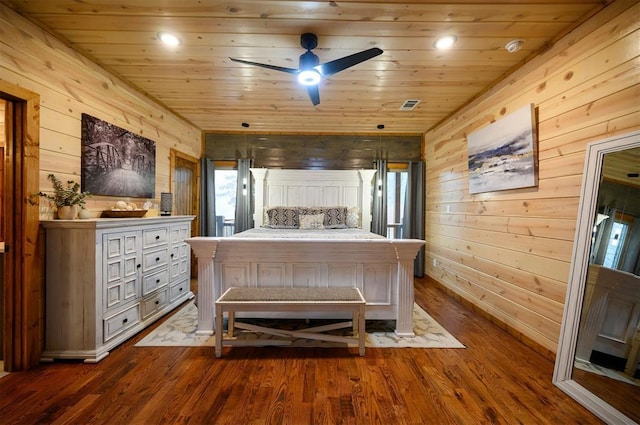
[[41, 216, 195, 362]]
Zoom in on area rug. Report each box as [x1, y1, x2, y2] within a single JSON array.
[[574, 358, 639, 386], [135, 301, 465, 349]]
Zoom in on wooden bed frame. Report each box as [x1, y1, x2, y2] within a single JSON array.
[[187, 169, 424, 337]]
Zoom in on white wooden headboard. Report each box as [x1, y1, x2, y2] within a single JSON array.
[[251, 168, 376, 229]]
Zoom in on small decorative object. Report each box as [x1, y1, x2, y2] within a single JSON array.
[[467, 103, 538, 194], [102, 200, 147, 218], [38, 174, 91, 219], [160, 192, 173, 216], [78, 208, 92, 219]]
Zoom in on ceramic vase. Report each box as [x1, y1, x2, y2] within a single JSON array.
[[57, 205, 79, 220], [78, 208, 91, 219]]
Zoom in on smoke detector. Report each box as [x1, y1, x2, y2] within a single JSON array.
[[505, 39, 525, 53]]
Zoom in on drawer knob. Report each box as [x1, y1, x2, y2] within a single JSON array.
[[179, 287, 183, 291], [123, 318, 128, 324], [170, 253, 175, 258], [156, 257, 160, 262], [155, 300, 160, 305], [137, 264, 141, 269], [156, 279, 160, 283], [155, 235, 160, 240]]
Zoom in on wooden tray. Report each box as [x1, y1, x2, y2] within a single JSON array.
[[101, 210, 148, 218]]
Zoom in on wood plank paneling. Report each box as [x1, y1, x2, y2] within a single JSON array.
[[0, 0, 607, 134], [424, 0, 640, 354], [0, 7, 202, 219]]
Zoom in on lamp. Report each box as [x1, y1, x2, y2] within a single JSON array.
[[160, 192, 173, 216]]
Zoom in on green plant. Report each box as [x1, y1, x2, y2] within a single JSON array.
[[38, 174, 91, 208]]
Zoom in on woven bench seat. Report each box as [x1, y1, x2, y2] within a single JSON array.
[[214, 287, 366, 357]]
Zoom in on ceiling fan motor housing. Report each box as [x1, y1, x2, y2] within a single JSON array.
[[300, 33, 318, 50], [299, 50, 319, 70]]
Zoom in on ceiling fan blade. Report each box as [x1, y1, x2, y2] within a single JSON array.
[[306, 84, 320, 106], [229, 57, 299, 75], [316, 47, 383, 77]]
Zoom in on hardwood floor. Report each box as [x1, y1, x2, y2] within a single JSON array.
[[0, 277, 608, 424]]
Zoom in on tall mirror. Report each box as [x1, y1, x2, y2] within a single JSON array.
[[554, 131, 640, 424]]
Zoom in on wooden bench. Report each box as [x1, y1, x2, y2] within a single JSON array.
[[214, 287, 366, 358]]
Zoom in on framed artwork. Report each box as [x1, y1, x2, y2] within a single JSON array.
[[81, 113, 156, 198], [467, 104, 538, 194]]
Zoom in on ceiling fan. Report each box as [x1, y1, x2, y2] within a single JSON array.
[[229, 33, 383, 106]]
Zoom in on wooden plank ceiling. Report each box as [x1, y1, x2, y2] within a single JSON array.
[[1, 0, 609, 135]]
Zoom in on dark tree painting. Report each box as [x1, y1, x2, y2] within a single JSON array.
[[81, 114, 155, 198]]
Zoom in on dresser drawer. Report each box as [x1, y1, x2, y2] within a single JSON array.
[[170, 257, 189, 280], [142, 247, 169, 272], [105, 275, 139, 312], [170, 224, 190, 244], [142, 227, 169, 249], [141, 288, 168, 320], [170, 279, 190, 301], [104, 304, 140, 342], [142, 268, 169, 296]]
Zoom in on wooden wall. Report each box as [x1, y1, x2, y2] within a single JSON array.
[[0, 4, 202, 218], [205, 133, 422, 170], [424, 0, 639, 356]]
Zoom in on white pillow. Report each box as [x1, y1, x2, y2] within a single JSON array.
[[299, 213, 325, 230], [346, 206, 360, 228]]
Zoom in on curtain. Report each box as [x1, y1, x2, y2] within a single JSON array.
[[402, 161, 425, 276], [234, 158, 253, 233], [199, 157, 216, 236], [371, 159, 388, 236]]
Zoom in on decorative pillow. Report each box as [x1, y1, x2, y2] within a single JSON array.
[[265, 207, 299, 228], [346, 206, 360, 228], [299, 213, 325, 230], [299, 206, 348, 229], [323, 206, 348, 228]]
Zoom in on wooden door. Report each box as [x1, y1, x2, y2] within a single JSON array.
[[0, 100, 5, 368], [576, 265, 640, 376], [170, 149, 199, 279], [0, 82, 41, 371]]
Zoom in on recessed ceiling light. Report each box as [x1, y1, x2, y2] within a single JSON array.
[[158, 32, 181, 46], [434, 35, 457, 50], [505, 39, 525, 53]]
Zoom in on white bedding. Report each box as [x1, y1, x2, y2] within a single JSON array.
[[232, 227, 386, 240]]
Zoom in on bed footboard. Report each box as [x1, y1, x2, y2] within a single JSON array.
[[187, 237, 424, 337]]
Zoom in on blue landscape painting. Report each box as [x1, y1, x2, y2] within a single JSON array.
[[467, 104, 537, 194]]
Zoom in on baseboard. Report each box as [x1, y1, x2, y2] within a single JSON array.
[[431, 279, 557, 363]]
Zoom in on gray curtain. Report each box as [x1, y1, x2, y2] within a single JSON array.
[[199, 157, 216, 236], [234, 158, 254, 233], [402, 161, 425, 276], [371, 159, 388, 236]]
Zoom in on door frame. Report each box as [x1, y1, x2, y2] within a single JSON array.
[[0, 81, 41, 371]]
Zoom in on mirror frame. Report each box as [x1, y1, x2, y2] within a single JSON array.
[[553, 130, 640, 424]]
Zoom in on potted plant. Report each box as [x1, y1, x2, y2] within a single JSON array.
[[38, 174, 91, 219]]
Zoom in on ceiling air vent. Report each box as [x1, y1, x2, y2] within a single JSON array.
[[399, 99, 421, 111]]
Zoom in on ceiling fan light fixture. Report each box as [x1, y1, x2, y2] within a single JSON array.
[[298, 69, 321, 86], [157, 32, 181, 47], [434, 35, 457, 50]]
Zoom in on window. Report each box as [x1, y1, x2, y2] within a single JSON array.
[[214, 168, 237, 236], [386, 169, 407, 239], [603, 221, 629, 269]]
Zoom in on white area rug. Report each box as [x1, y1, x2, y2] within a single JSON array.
[[574, 358, 639, 386], [136, 301, 465, 349]]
